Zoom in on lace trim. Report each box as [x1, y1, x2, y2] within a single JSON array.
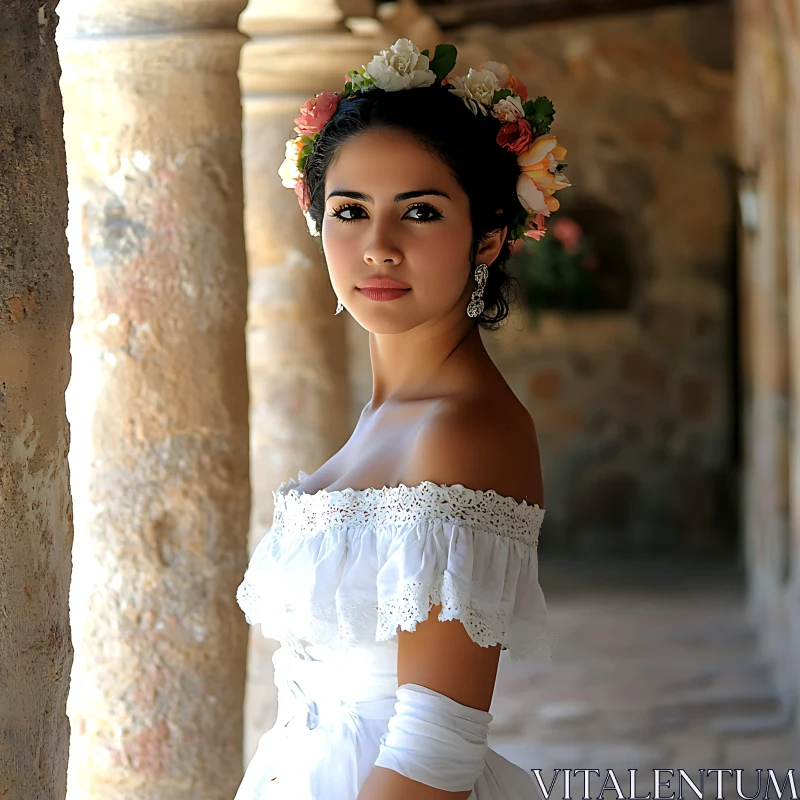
[[236, 573, 558, 662], [376, 572, 558, 660], [271, 470, 545, 544]]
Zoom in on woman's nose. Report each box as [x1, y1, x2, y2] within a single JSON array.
[[363, 220, 403, 266]]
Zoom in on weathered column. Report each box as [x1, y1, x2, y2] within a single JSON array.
[[0, 3, 73, 798], [773, 0, 800, 741], [58, 2, 252, 798], [735, 0, 790, 597], [239, 0, 381, 761], [736, 0, 800, 744]]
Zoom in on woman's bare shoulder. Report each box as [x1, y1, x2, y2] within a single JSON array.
[[399, 393, 544, 507]]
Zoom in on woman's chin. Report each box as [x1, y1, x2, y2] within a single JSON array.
[[352, 317, 419, 335], [345, 306, 421, 334]]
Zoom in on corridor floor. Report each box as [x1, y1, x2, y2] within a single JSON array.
[[488, 557, 798, 798]]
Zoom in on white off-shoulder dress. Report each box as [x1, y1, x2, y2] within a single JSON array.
[[234, 471, 557, 800]]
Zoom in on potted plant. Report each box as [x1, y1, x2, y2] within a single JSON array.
[[509, 216, 600, 319]]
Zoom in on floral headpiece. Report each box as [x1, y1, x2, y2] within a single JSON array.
[[279, 38, 571, 242]]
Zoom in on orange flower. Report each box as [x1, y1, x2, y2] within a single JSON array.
[[508, 75, 529, 102], [517, 173, 549, 216], [518, 135, 571, 207], [518, 135, 558, 171]]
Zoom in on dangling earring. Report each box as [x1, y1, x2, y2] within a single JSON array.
[[335, 298, 344, 315], [466, 263, 489, 318]]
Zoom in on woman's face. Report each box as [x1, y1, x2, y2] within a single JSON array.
[[321, 127, 498, 334]]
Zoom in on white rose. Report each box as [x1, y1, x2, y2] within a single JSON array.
[[278, 136, 304, 188], [481, 60, 511, 89], [491, 95, 524, 123], [304, 209, 320, 237], [445, 68, 499, 115], [365, 38, 435, 92]]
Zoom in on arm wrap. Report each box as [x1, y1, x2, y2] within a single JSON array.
[[373, 683, 493, 792]]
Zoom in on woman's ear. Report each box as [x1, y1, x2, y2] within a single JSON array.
[[476, 225, 509, 267]]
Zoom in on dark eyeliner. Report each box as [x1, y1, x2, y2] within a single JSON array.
[[327, 201, 444, 224], [404, 202, 444, 224], [327, 203, 365, 223]]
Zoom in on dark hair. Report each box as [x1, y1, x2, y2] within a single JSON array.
[[303, 84, 523, 329]]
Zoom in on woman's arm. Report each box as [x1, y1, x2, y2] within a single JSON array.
[[357, 607, 502, 800], [358, 771, 474, 800], [357, 399, 543, 800]]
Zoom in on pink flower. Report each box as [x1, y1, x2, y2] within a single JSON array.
[[497, 118, 533, 155], [294, 92, 341, 135], [508, 75, 529, 102], [523, 213, 548, 240], [552, 217, 582, 254], [524, 228, 546, 241], [294, 178, 310, 212]]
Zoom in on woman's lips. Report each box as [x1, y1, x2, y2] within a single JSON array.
[[356, 287, 411, 302]]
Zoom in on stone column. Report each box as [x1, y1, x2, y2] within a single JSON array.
[[773, 0, 800, 741], [238, 0, 383, 761], [736, 0, 800, 745], [774, 0, 800, 549], [0, 3, 73, 798], [735, 0, 791, 599], [58, 2, 252, 798]]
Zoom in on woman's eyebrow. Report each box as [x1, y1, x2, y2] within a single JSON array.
[[325, 189, 451, 202]]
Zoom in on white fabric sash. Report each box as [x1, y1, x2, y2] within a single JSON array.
[[374, 683, 493, 792]]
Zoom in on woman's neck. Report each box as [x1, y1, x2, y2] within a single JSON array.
[[366, 322, 489, 409]]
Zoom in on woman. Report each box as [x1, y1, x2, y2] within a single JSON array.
[[235, 38, 569, 800]]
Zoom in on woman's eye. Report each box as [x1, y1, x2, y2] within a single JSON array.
[[405, 204, 443, 223], [329, 204, 366, 223]]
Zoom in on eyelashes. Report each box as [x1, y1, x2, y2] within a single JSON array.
[[327, 202, 444, 225]]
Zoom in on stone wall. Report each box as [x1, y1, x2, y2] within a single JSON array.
[[347, 2, 737, 556]]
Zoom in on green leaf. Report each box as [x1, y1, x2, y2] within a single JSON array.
[[297, 141, 313, 171], [421, 49, 430, 57], [430, 43, 458, 81], [532, 95, 555, 118], [524, 95, 556, 135], [492, 88, 514, 103]]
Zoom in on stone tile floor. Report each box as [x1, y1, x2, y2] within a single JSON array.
[[488, 557, 799, 798]]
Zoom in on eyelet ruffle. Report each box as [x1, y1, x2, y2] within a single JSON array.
[[236, 472, 557, 662], [272, 471, 545, 545]]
